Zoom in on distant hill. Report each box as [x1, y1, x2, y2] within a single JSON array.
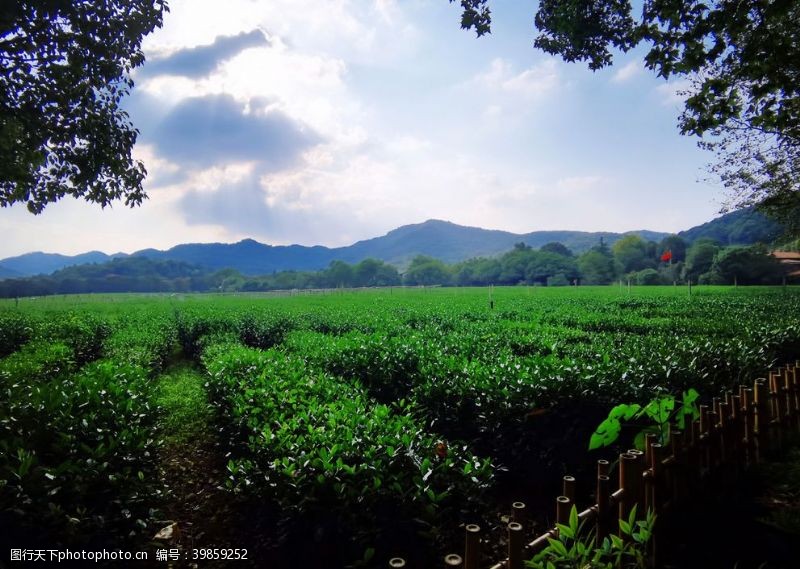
[[0, 266, 22, 279], [336, 220, 669, 267], [678, 207, 783, 245], [0, 209, 785, 277], [0, 257, 215, 296], [132, 239, 334, 274], [0, 251, 123, 278]]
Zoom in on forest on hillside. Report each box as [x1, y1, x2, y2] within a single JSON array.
[[0, 235, 793, 298]]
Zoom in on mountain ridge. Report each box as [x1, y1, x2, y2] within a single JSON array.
[[0, 208, 783, 277]]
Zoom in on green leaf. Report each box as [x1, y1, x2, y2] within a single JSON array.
[[610, 534, 624, 550], [589, 417, 621, 450], [628, 504, 638, 529], [683, 388, 700, 407], [643, 396, 674, 424], [556, 523, 574, 539], [546, 538, 568, 557], [619, 519, 631, 535], [569, 505, 578, 534], [609, 403, 641, 421]]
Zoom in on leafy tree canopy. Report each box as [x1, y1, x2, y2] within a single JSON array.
[[658, 235, 687, 263], [702, 244, 784, 285], [578, 249, 616, 285], [612, 234, 650, 273], [452, 0, 799, 232], [1, 0, 168, 213], [683, 239, 720, 282], [539, 241, 573, 257], [403, 255, 451, 286]]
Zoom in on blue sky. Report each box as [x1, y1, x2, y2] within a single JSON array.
[[1, 0, 723, 257]]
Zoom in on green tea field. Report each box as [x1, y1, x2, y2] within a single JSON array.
[[2, 286, 799, 567]]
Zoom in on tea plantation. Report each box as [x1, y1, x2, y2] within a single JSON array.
[[1, 286, 798, 566]]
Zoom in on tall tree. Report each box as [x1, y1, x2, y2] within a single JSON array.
[[683, 239, 720, 282], [403, 255, 451, 286], [1, 1, 168, 213], [539, 241, 573, 257], [451, 0, 799, 233], [612, 234, 651, 273], [703, 245, 784, 285], [657, 235, 687, 263], [578, 241, 617, 285]]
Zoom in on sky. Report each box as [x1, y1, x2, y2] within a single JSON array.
[[1, 0, 726, 258]]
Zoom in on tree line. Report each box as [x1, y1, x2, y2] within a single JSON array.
[[401, 237, 787, 287], [0, 236, 792, 298]]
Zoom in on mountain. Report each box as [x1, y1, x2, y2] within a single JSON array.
[[678, 207, 783, 245], [337, 220, 669, 266], [0, 257, 215, 297], [0, 208, 785, 278], [132, 239, 334, 274], [0, 266, 22, 279], [0, 251, 123, 278]]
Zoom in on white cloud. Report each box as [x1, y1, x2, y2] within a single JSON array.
[[142, 0, 419, 66], [611, 60, 643, 83], [474, 58, 563, 99], [655, 79, 692, 107]]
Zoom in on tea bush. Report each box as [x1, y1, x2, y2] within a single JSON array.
[[202, 341, 492, 537]]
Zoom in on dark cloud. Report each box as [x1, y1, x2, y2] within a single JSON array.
[[180, 173, 275, 234], [152, 94, 321, 169], [178, 171, 349, 243], [140, 30, 269, 79]]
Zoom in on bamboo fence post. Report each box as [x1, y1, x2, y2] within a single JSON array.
[[669, 429, 684, 505], [618, 452, 638, 523], [389, 558, 406, 568], [444, 554, 463, 567], [628, 449, 645, 509], [730, 394, 743, 469], [769, 372, 784, 453], [699, 405, 712, 476], [709, 410, 720, 472], [743, 387, 756, 464], [649, 442, 664, 568], [754, 379, 771, 459], [512, 502, 526, 525], [556, 496, 571, 526], [464, 525, 481, 569], [562, 476, 576, 503], [507, 522, 524, 569], [791, 364, 797, 430], [689, 417, 702, 491], [596, 473, 610, 542], [644, 433, 658, 512], [718, 401, 730, 464], [649, 442, 663, 516], [597, 459, 610, 477], [792, 363, 800, 433], [782, 366, 794, 433]]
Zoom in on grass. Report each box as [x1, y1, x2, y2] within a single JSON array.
[[154, 362, 213, 445]]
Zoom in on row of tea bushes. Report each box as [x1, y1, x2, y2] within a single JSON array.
[[200, 339, 492, 544], [0, 326, 161, 546]]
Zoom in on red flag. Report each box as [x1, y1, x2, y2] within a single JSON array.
[[660, 250, 672, 262]]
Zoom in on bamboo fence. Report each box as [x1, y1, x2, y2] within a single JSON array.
[[388, 360, 800, 569]]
